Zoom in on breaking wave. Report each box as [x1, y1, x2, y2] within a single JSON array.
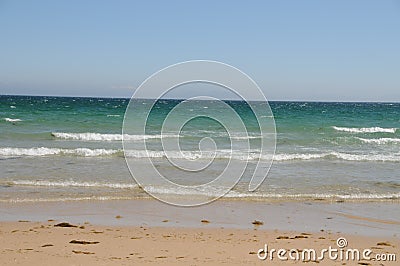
[[3, 118, 22, 123], [332, 126, 397, 133], [51, 132, 261, 141], [356, 137, 400, 144], [274, 152, 400, 162], [51, 132, 180, 141], [0, 147, 120, 157], [1, 147, 399, 162]]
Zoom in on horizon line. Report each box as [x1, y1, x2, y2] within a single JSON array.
[[1, 93, 399, 104]]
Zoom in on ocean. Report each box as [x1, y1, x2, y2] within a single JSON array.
[[1, 95, 399, 203]]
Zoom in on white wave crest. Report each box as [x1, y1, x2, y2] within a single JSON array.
[[329, 152, 400, 162], [274, 152, 400, 162], [273, 153, 327, 161], [356, 137, 400, 144], [127, 150, 400, 162], [1, 147, 399, 162], [0, 147, 119, 157], [4, 118, 22, 122], [125, 150, 268, 161], [333, 126, 397, 133], [51, 132, 179, 141]]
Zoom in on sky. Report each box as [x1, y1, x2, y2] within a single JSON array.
[[0, 0, 399, 101]]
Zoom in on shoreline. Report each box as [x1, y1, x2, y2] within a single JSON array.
[[2, 193, 400, 204]]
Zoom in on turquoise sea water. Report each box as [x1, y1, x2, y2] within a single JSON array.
[[0, 95, 399, 202]]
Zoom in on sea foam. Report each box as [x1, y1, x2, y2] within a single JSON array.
[[1, 147, 399, 162], [10, 180, 138, 189], [333, 126, 397, 133], [356, 137, 400, 144], [51, 132, 179, 141], [0, 147, 119, 157], [3, 118, 22, 122]]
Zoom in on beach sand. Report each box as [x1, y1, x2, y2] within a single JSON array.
[[0, 199, 398, 265], [0, 221, 398, 265]]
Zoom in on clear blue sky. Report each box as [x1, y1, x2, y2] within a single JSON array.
[[0, 0, 399, 101]]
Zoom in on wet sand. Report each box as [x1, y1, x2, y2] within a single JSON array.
[[1, 199, 399, 236]]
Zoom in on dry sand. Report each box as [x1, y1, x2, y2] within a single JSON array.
[[0, 220, 398, 265], [1, 199, 398, 265]]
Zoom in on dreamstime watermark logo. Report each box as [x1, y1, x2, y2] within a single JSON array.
[[257, 237, 397, 262], [122, 60, 276, 206]]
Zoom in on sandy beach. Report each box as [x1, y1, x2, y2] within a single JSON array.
[[2, 0, 400, 264], [0, 199, 398, 265], [0, 220, 398, 265]]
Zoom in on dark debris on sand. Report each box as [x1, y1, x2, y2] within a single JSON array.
[[252, 220, 264, 226], [69, 240, 99, 245], [54, 222, 78, 228]]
